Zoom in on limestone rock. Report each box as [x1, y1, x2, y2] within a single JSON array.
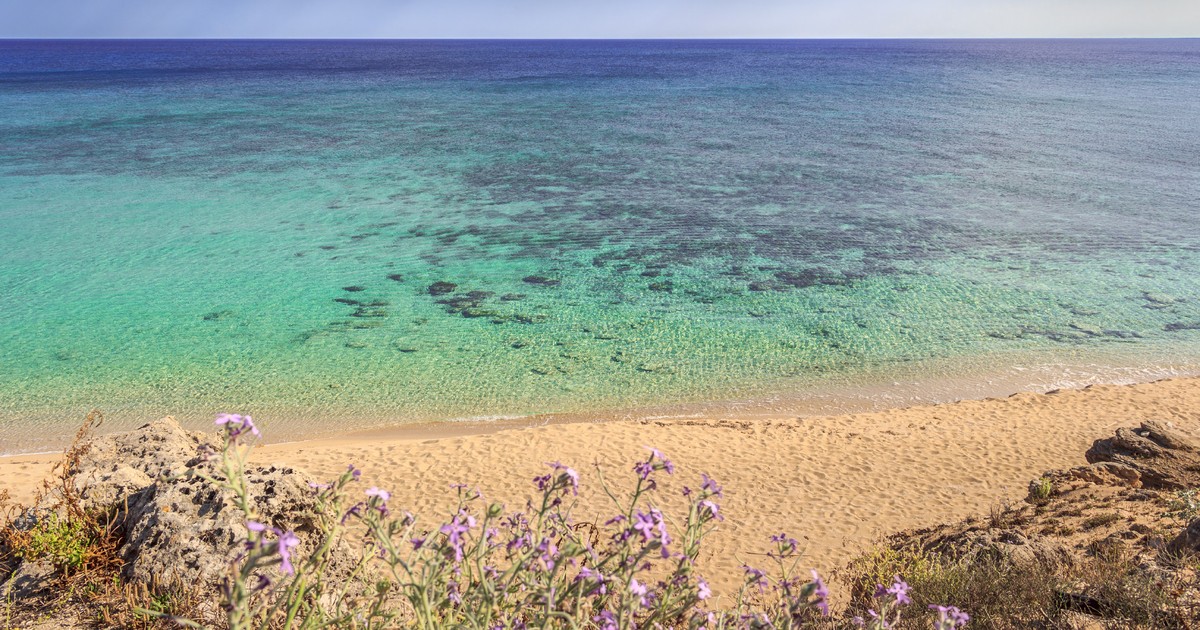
[[67, 416, 217, 512], [924, 530, 1073, 569], [1051, 461, 1143, 489], [1084, 421, 1200, 490], [121, 463, 328, 588], [0, 559, 56, 602], [1168, 517, 1200, 555]]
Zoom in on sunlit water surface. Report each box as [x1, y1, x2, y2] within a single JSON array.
[[2, 40, 1199, 452]]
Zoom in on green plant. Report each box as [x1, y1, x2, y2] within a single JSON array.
[[19, 513, 92, 574], [1081, 512, 1121, 531], [1028, 478, 1054, 505], [1163, 488, 1199, 524]]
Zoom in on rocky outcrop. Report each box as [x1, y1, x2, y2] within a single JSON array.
[[120, 461, 332, 588], [877, 419, 1200, 626], [1085, 420, 1200, 490], [65, 416, 217, 512], [4, 417, 357, 604]]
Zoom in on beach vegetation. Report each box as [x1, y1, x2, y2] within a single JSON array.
[[841, 535, 1195, 629], [1163, 488, 1199, 524], [10, 412, 1196, 628], [1027, 478, 1054, 505], [1080, 512, 1121, 531], [123, 414, 966, 629]]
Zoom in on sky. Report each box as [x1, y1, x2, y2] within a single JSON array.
[[0, 0, 1197, 39]]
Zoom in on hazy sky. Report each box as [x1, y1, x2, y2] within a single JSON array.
[[1, 0, 1197, 39]]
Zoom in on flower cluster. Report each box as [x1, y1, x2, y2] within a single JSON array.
[[852, 574, 968, 630], [214, 413, 259, 440], [170, 416, 972, 630], [245, 521, 301, 575]]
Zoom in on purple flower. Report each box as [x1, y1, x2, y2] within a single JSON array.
[[215, 413, 260, 439], [365, 487, 391, 502], [631, 508, 671, 555], [277, 530, 300, 575], [697, 578, 712, 601], [930, 605, 970, 629], [629, 578, 651, 607], [743, 565, 767, 590], [810, 569, 829, 616], [576, 566, 608, 596], [646, 447, 675, 474], [699, 499, 722, 521], [633, 460, 654, 480], [411, 537, 425, 550], [535, 537, 559, 571], [341, 502, 363, 524], [346, 464, 361, 481], [604, 514, 626, 526], [245, 521, 300, 575], [632, 511, 658, 542], [593, 610, 617, 630], [877, 575, 911, 606], [542, 462, 580, 495], [770, 532, 799, 558], [701, 473, 723, 497], [439, 510, 477, 562]]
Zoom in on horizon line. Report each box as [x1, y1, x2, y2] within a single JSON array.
[[2, 36, 1198, 41]]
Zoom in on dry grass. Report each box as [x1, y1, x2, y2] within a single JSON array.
[[839, 540, 1198, 630], [0, 410, 206, 629]]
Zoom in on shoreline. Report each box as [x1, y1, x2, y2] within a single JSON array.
[[3, 376, 1197, 594], [3, 346, 1197, 456]]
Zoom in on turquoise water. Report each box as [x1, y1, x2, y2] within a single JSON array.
[[2, 40, 1199, 452]]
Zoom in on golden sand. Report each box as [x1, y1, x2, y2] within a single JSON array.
[[3, 377, 1197, 593]]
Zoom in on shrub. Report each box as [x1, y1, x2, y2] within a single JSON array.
[[1080, 512, 1121, 531], [1027, 478, 1054, 505], [1163, 488, 1198, 525], [844, 545, 1057, 629], [18, 513, 92, 573]]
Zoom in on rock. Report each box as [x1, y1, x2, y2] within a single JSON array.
[[0, 559, 57, 602], [334, 298, 363, 306], [748, 280, 776, 292], [1168, 518, 1200, 555], [648, 281, 674, 293], [1069, 322, 1104, 337], [522, 275, 560, 287], [437, 291, 494, 312], [1051, 462, 1142, 489], [1085, 421, 1200, 490], [386, 273, 405, 283], [121, 462, 339, 589], [428, 281, 457, 296], [926, 530, 1072, 569], [15, 418, 359, 598], [350, 307, 388, 318], [202, 310, 235, 322], [500, 293, 526, 301], [67, 417, 217, 512], [342, 286, 366, 292], [1142, 291, 1177, 307], [1164, 322, 1200, 332]]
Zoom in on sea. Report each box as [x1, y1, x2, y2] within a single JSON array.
[[2, 39, 1198, 453]]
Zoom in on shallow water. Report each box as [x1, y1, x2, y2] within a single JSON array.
[[2, 39, 1199, 452]]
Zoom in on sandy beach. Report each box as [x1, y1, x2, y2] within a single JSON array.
[[3, 377, 1197, 594]]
